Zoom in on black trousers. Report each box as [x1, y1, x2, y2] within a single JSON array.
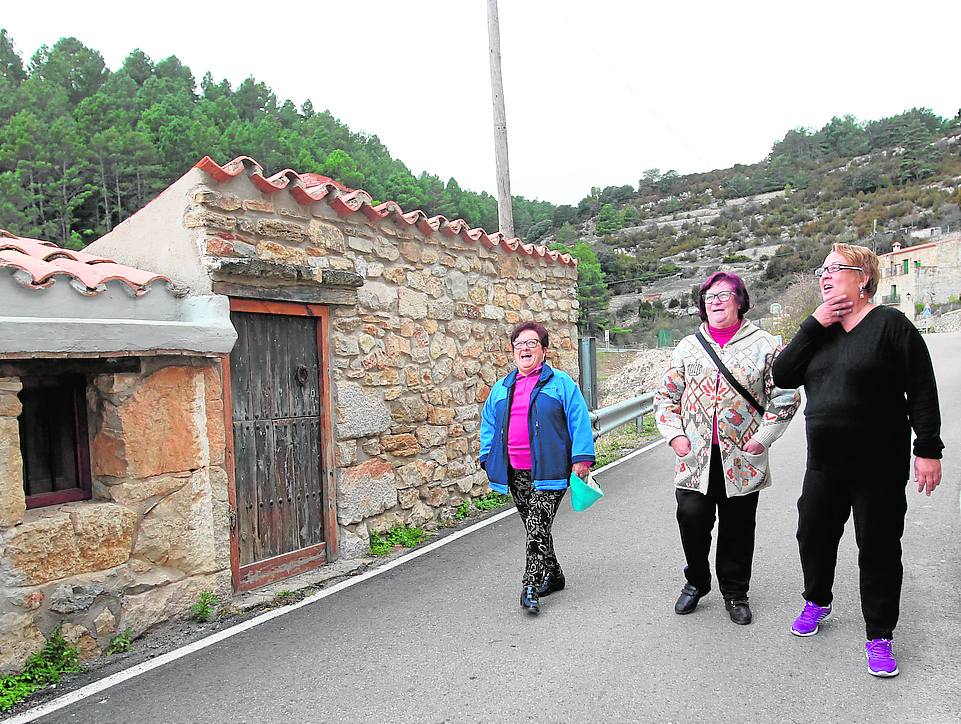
[[508, 469, 566, 587], [675, 445, 760, 599], [796, 468, 907, 640]]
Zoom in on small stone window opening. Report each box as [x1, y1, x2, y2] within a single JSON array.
[[18, 375, 92, 508]]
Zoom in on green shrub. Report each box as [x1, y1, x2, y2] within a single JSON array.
[[190, 591, 219, 622], [369, 525, 427, 556], [106, 628, 133, 656], [473, 492, 511, 511], [454, 500, 471, 520], [0, 624, 83, 712]]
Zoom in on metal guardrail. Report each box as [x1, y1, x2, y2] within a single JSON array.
[[589, 393, 655, 439]]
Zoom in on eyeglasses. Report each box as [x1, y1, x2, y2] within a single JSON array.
[[704, 291, 734, 304], [512, 339, 541, 350], [815, 263, 863, 278]]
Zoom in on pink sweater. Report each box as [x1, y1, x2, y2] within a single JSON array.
[[507, 366, 542, 470], [708, 321, 741, 443]]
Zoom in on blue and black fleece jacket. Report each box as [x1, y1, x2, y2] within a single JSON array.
[[479, 363, 596, 493]]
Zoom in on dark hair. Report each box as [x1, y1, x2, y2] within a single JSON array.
[[697, 271, 750, 322], [510, 321, 549, 349]]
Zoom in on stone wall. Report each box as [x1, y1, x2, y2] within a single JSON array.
[[187, 177, 580, 556], [0, 360, 230, 673]]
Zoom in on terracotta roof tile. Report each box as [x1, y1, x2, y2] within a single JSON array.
[[194, 156, 576, 267], [0, 230, 170, 295]]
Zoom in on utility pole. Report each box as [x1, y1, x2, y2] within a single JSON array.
[[487, 0, 515, 238]]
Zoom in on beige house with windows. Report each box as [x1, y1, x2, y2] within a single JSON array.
[[877, 232, 961, 318]]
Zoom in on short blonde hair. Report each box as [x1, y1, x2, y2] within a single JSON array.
[[833, 243, 879, 296]]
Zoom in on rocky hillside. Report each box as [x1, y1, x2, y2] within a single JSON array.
[[539, 109, 961, 347]]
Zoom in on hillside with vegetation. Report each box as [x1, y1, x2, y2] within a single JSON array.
[[545, 109, 961, 346], [0, 31, 555, 248]]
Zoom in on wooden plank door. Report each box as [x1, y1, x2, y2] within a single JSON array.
[[224, 300, 336, 591]]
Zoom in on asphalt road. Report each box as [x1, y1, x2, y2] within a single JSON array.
[[29, 334, 961, 723]]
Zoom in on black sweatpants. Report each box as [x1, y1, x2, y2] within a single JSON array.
[[675, 445, 760, 600], [796, 468, 908, 640], [508, 469, 566, 587]]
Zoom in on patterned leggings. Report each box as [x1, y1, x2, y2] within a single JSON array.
[[508, 469, 566, 587]]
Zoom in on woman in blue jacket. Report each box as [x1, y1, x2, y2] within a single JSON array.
[[479, 321, 595, 614]]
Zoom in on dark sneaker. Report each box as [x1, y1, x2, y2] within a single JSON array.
[[791, 600, 831, 637], [520, 585, 540, 614], [674, 583, 708, 615], [865, 639, 899, 678], [724, 597, 752, 625]]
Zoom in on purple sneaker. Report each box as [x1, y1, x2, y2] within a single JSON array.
[[791, 600, 832, 637], [865, 639, 899, 677]]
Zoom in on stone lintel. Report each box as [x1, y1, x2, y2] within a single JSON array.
[[212, 259, 363, 287], [212, 281, 358, 307]]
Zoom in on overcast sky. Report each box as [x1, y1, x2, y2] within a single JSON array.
[[3, 1, 959, 204]]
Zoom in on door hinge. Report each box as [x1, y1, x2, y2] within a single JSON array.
[[228, 509, 238, 531]]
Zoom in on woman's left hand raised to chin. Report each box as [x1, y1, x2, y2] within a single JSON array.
[[915, 457, 942, 496], [572, 461, 591, 480]]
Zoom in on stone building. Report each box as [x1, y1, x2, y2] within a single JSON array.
[[878, 232, 961, 318], [0, 156, 580, 671], [0, 231, 235, 672], [86, 159, 579, 585]]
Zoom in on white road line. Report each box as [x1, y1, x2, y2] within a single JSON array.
[[8, 439, 665, 723]]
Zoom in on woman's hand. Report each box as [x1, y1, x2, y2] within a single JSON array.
[[572, 461, 591, 480], [742, 438, 765, 455], [670, 435, 691, 457], [812, 293, 854, 327], [915, 457, 942, 496]]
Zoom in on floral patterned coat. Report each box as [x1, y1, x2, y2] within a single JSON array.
[[654, 320, 800, 497]]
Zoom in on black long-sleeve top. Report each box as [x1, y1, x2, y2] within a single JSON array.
[[772, 306, 943, 478]]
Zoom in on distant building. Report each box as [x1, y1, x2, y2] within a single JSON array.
[[877, 232, 961, 318]]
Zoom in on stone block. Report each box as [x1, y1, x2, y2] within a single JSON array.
[[428, 298, 454, 320], [415, 426, 447, 448], [0, 613, 45, 674], [426, 405, 455, 425], [49, 582, 105, 614], [396, 460, 437, 489], [184, 209, 236, 231], [337, 440, 357, 467], [120, 571, 230, 637], [308, 219, 346, 251], [381, 434, 419, 457], [94, 608, 117, 636], [389, 398, 428, 424], [257, 239, 309, 266], [357, 281, 396, 313], [94, 367, 206, 479], [255, 219, 307, 242], [61, 623, 101, 661], [398, 487, 419, 509], [337, 460, 397, 525], [133, 470, 218, 575], [348, 236, 374, 253], [398, 288, 428, 319], [1, 504, 136, 586], [104, 472, 191, 508], [455, 303, 480, 319], [336, 384, 390, 439], [373, 238, 400, 262], [0, 417, 26, 527], [447, 438, 469, 459], [242, 198, 275, 213], [337, 525, 370, 559], [0, 389, 22, 417]]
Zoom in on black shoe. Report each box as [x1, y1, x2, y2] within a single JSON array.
[[725, 597, 752, 625], [674, 583, 709, 615], [537, 571, 566, 597], [520, 586, 540, 614]]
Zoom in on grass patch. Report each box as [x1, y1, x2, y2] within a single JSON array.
[[0, 624, 83, 712], [454, 499, 471, 520], [472, 492, 511, 511], [106, 628, 133, 656], [369, 525, 427, 556], [594, 416, 659, 468]]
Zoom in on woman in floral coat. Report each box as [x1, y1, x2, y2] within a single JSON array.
[[654, 272, 799, 625]]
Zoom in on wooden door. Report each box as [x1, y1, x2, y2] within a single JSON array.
[[223, 300, 336, 591]]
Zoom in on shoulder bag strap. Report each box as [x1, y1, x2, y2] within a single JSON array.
[[695, 330, 764, 416]]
